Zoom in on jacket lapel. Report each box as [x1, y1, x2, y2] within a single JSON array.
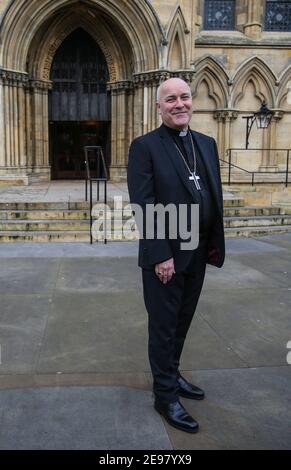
[[158, 125, 199, 202]]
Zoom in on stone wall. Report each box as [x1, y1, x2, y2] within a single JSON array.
[[0, 0, 290, 183]]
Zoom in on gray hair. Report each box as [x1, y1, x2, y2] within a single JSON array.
[[156, 84, 162, 102]]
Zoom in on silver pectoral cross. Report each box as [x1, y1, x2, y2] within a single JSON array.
[[189, 173, 201, 190]]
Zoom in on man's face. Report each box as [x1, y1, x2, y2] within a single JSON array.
[[157, 79, 193, 131]]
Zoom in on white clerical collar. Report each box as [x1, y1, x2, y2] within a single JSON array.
[[179, 130, 188, 137]]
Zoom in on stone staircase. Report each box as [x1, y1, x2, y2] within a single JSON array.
[[0, 197, 291, 242]]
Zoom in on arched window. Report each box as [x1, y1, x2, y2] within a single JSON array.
[[204, 0, 236, 30], [264, 1, 291, 31]]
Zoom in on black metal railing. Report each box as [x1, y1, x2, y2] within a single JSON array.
[[223, 148, 290, 187], [84, 146, 107, 244]]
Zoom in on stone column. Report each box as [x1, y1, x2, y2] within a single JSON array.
[[0, 69, 29, 182], [244, 0, 262, 39], [214, 109, 238, 163], [0, 79, 4, 168], [107, 80, 133, 181], [133, 71, 171, 137], [30, 80, 52, 179], [259, 110, 284, 171]]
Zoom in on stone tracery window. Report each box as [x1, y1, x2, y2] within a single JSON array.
[[265, 1, 291, 31], [204, 0, 236, 30]]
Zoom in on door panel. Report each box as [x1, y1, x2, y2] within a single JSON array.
[[50, 121, 110, 179], [49, 28, 110, 179]]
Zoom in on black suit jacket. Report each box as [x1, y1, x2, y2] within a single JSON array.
[[127, 124, 225, 272]]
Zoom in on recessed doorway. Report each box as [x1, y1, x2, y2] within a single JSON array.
[[49, 28, 111, 179]]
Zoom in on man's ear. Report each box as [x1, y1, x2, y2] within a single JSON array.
[[156, 102, 161, 114]]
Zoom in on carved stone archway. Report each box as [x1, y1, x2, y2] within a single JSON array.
[[0, 0, 165, 182]]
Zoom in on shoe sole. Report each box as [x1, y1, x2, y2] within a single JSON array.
[[154, 407, 199, 434], [178, 390, 205, 400]]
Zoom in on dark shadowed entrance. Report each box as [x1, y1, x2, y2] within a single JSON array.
[[49, 28, 111, 179]]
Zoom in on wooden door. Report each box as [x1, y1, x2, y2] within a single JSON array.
[[49, 28, 110, 179]]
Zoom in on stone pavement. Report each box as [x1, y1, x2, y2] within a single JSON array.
[[0, 180, 129, 202], [0, 235, 290, 450], [0, 179, 238, 204]]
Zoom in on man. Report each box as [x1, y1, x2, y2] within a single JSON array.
[[127, 78, 225, 433]]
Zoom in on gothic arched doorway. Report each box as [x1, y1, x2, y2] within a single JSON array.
[[49, 28, 111, 179]]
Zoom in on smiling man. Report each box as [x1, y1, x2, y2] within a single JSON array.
[[127, 78, 225, 433]]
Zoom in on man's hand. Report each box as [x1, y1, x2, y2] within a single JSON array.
[[155, 257, 175, 284]]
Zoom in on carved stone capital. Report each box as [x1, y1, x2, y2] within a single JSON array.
[[214, 109, 239, 122], [30, 79, 53, 92], [170, 70, 196, 83], [107, 80, 134, 93], [0, 68, 29, 86], [133, 69, 195, 88], [133, 70, 170, 87], [271, 109, 284, 121]]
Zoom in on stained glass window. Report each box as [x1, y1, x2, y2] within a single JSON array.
[[204, 0, 236, 30], [265, 1, 291, 31]]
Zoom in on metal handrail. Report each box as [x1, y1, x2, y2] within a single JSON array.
[[84, 146, 108, 244], [223, 148, 290, 187]]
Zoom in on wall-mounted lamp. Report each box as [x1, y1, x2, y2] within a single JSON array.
[[242, 101, 274, 149]]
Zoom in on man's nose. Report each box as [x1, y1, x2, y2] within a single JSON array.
[[175, 98, 184, 108]]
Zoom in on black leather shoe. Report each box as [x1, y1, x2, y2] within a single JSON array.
[[177, 375, 205, 400], [154, 399, 199, 433]]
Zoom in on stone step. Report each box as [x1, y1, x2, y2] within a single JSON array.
[[92, 215, 291, 231], [222, 197, 245, 207], [0, 205, 282, 222], [1, 224, 291, 242], [0, 220, 90, 231], [225, 224, 291, 237], [224, 215, 291, 228], [0, 209, 136, 220], [0, 230, 137, 243], [0, 219, 136, 231], [0, 195, 245, 211], [0, 202, 91, 210], [0, 210, 90, 220], [1, 221, 291, 242], [223, 206, 284, 217], [1, 213, 291, 232]]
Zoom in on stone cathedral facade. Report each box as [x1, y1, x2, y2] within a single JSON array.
[[0, 0, 290, 184]]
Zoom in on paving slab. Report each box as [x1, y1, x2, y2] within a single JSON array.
[[165, 367, 291, 450], [229, 251, 291, 286], [0, 181, 129, 203], [0, 241, 139, 258], [258, 233, 291, 250], [0, 295, 52, 373], [0, 386, 172, 450], [179, 313, 247, 370], [199, 287, 291, 367], [0, 258, 60, 294], [36, 291, 247, 374], [0, 233, 290, 449], [37, 291, 148, 374], [225, 236, 288, 254], [56, 257, 141, 293], [204, 257, 289, 290], [0, 372, 151, 391]]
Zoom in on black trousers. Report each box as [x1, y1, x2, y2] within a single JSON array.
[[142, 238, 207, 404]]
